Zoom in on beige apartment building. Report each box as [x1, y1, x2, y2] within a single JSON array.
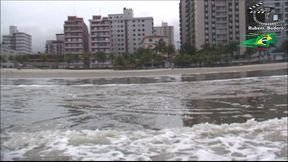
[[153, 22, 174, 46], [179, 0, 246, 54], [89, 16, 111, 54], [64, 16, 89, 54], [45, 34, 65, 55]]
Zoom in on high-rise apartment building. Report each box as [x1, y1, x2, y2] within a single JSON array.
[[64, 16, 89, 54], [89, 16, 111, 53], [45, 34, 65, 55], [153, 22, 175, 46], [179, 0, 246, 54], [108, 8, 153, 54], [2, 26, 32, 54]]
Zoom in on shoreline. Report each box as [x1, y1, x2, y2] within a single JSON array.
[[1, 62, 287, 80]]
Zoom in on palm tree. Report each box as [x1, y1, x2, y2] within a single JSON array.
[[153, 39, 167, 55], [166, 44, 175, 68]]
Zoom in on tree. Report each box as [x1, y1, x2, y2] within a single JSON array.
[[167, 44, 175, 58], [95, 52, 107, 63], [82, 52, 91, 69], [15, 54, 29, 63], [180, 43, 197, 55], [173, 54, 192, 67], [39, 53, 48, 62], [0, 55, 7, 63], [113, 55, 127, 69], [224, 41, 239, 62], [153, 39, 167, 55]]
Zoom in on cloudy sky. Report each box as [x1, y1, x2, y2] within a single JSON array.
[[1, 0, 180, 53]]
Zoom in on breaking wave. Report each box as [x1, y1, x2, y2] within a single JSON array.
[[1, 117, 287, 161]]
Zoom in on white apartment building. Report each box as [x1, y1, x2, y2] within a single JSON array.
[[108, 8, 154, 54], [2, 26, 32, 54], [153, 22, 174, 46], [89, 15, 111, 53]]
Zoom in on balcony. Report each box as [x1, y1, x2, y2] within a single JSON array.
[[90, 23, 110, 27], [91, 39, 110, 43], [65, 30, 83, 33], [64, 24, 82, 27], [91, 34, 110, 37], [92, 29, 110, 32], [65, 46, 83, 49], [91, 45, 111, 49], [65, 35, 82, 38]]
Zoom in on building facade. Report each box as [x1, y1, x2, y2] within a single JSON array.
[[153, 22, 174, 46], [108, 8, 154, 54], [2, 26, 32, 54], [179, 0, 246, 54], [265, 0, 288, 50], [45, 34, 65, 55], [141, 35, 169, 50], [64, 16, 89, 54], [89, 15, 111, 54]]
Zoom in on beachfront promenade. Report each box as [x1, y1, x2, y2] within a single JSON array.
[[1, 62, 287, 79]]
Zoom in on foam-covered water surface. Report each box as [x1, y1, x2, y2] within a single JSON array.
[[1, 75, 287, 160], [1, 118, 287, 161]]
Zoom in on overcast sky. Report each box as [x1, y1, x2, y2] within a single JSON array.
[[1, 0, 180, 53]]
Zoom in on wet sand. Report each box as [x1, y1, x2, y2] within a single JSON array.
[[1, 62, 287, 79]]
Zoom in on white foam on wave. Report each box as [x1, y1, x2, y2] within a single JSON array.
[[203, 75, 288, 83], [16, 85, 58, 88], [1, 118, 287, 161]]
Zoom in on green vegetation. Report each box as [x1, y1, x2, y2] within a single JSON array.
[[2, 40, 255, 69], [174, 42, 240, 67]]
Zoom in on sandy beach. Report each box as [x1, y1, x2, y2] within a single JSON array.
[[1, 62, 287, 79]]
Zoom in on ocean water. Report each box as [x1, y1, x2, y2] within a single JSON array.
[[1, 75, 287, 161]]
